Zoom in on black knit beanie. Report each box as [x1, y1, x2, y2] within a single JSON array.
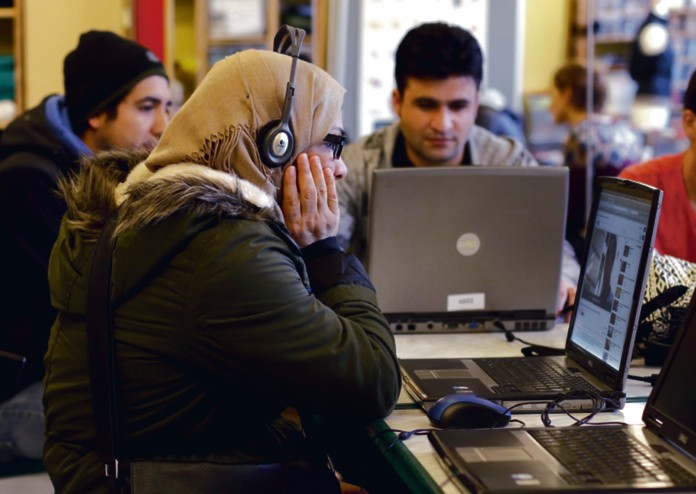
[[64, 30, 168, 131]]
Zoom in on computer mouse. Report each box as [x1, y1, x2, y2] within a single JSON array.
[[426, 394, 512, 429]]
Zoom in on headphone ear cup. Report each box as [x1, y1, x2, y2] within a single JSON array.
[[257, 120, 295, 168]]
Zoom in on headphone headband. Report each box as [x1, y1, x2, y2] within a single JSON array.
[[257, 25, 307, 169], [273, 25, 306, 57], [274, 26, 305, 126]]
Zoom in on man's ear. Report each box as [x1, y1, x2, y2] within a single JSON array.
[[392, 88, 402, 116], [561, 87, 574, 107], [682, 109, 696, 141], [86, 113, 105, 131]]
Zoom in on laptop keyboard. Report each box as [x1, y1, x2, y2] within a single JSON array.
[[477, 358, 597, 393], [529, 428, 696, 485]]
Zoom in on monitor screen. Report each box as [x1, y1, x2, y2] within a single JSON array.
[[570, 188, 653, 371]]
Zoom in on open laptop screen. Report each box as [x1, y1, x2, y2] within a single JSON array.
[[569, 185, 656, 371], [644, 291, 696, 459]]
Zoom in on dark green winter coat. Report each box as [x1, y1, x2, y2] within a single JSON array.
[[43, 150, 401, 493]]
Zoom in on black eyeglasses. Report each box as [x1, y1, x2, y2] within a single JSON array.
[[323, 133, 346, 160]]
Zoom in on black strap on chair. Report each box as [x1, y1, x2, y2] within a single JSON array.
[[86, 215, 121, 488]]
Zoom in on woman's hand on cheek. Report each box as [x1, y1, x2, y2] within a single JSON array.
[[281, 153, 340, 248]]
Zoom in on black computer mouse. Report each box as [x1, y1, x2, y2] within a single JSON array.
[[427, 394, 512, 429]]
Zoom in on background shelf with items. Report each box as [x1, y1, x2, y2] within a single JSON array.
[[523, 92, 569, 166], [568, 0, 652, 71], [0, 0, 22, 129], [192, 0, 325, 85], [667, 7, 696, 129], [568, 0, 695, 157]]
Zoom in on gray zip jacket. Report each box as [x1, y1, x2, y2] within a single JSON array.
[[336, 122, 580, 286]]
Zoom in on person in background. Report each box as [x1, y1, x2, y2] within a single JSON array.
[[618, 68, 696, 263], [475, 87, 527, 145], [42, 43, 400, 492], [0, 30, 171, 463], [337, 22, 579, 317], [549, 62, 645, 262], [628, 0, 673, 131]]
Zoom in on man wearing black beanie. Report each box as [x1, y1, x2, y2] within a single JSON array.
[[0, 30, 171, 464]]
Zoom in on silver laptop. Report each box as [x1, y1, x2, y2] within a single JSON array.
[[368, 166, 568, 333], [428, 288, 696, 493], [400, 177, 662, 412]]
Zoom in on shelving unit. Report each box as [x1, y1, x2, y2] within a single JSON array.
[[667, 7, 696, 123], [567, 0, 696, 153], [568, 0, 652, 70], [192, 0, 326, 84], [0, 0, 23, 128]]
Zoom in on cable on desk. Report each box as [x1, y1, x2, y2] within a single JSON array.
[[502, 390, 628, 428], [542, 390, 624, 427], [628, 373, 659, 386], [378, 393, 628, 456], [438, 470, 457, 491], [372, 427, 432, 452], [492, 319, 565, 356]]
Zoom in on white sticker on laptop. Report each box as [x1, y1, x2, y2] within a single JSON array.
[[447, 293, 485, 311]]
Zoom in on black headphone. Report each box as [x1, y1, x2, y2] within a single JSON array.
[[257, 25, 306, 168]]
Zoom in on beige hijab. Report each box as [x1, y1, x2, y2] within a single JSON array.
[[144, 49, 346, 200]]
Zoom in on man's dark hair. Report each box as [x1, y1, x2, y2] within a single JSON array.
[[684, 69, 696, 113], [394, 22, 484, 94], [553, 62, 606, 113]]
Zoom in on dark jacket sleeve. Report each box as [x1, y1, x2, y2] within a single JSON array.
[[188, 221, 401, 421], [301, 236, 375, 294], [0, 159, 65, 387]]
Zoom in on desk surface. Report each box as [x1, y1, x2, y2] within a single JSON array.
[[378, 323, 658, 493]]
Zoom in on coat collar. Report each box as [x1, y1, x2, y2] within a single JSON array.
[[114, 161, 280, 236]]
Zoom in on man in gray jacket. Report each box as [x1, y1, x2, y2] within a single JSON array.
[[337, 22, 579, 314]]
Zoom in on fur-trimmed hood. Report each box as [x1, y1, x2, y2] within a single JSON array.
[[60, 149, 280, 240], [51, 149, 283, 316]]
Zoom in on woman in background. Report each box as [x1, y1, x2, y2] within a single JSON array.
[[550, 62, 645, 261]]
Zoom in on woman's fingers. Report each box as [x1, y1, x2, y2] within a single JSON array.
[[297, 153, 317, 215], [281, 152, 339, 247], [324, 167, 339, 216], [310, 155, 328, 207], [282, 162, 300, 219]]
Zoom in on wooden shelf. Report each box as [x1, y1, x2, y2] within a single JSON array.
[[568, 0, 652, 63], [0, 0, 22, 122], [207, 35, 268, 46], [0, 7, 18, 18], [593, 34, 637, 44], [193, 0, 324, 84]]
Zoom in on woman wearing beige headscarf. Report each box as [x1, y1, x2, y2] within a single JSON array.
[[43, 47, 401, 494]]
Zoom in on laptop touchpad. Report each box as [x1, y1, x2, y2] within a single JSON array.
[[415, 369, 472, 379], [468, 460, 566, 489], [469, 447, 534, 462]]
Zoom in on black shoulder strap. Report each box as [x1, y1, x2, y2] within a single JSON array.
[[639, 284, 689, 323], [86, 214, 121, 485], [636, 284, 689, 342]]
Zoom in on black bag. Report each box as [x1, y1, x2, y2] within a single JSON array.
[[87, 216, 340, 494], [634, 251, 696, 366], [125, 460, 339, 494]]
